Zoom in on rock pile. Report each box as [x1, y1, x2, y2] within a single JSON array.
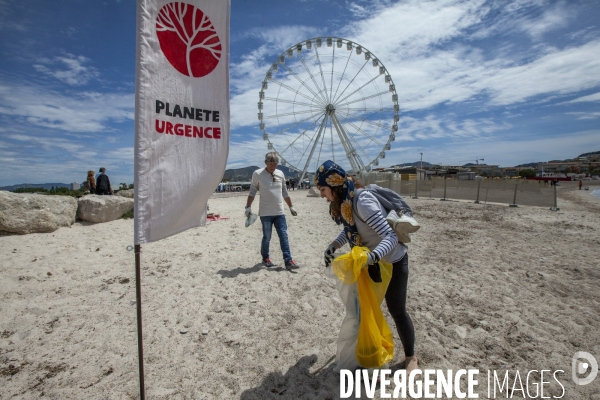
[[77, 195, 134, 223], [115, 189, 134, 198], [0, 191, 77, 234]]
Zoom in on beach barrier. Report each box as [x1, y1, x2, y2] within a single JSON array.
[[357, 172, 559, 208]]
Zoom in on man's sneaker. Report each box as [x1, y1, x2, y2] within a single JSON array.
[[285, 260, 299, 269], [262, 258, 275, 267]]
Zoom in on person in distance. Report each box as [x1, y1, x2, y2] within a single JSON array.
[[245, 152, 299, 269]]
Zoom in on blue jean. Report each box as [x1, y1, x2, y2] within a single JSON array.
[[260, 215, 291, 263]]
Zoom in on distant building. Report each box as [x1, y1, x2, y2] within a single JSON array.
[[502, 167, 519, 177], [468, 164, 501, 177], [376, 166, 427, 180], [71, 182, 80, 190], [429, 164, 471, 178], [457, 171, 476, 180]]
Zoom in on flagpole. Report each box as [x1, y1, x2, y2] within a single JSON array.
[[133, 0, 229, 395], [135, 244, 146, 400]]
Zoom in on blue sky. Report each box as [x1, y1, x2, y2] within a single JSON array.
[[0, 0, 599, 186]]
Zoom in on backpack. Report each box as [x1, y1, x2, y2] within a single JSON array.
[[353, 184, 420, 243], [96, 174, 109, 192]]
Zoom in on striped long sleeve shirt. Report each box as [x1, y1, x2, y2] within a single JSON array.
[[333, 190, 406, 263]]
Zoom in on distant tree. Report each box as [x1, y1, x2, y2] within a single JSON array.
[[13, 187, 47, 193], [481, 171, 488, 177], [518, 169, 536, 178], [128, 183, 134, 189], [119, 183, 128, 190], [46, 186, 83, 197]]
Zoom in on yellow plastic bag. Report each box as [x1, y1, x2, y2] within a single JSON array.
[[332, 246, 394, 368], [332, 245, 368, 284]]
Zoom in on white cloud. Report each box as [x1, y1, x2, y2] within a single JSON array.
[[472, 1, 572, 42], [566, 111, 600, 120], [227, 137, 275, 170], [0, 133, 134, 187], [343, 0, 488, 58], [333, 2, 600, 111], [347, 2, 371, 18], [398, 114, 509, 142], [0, 80, 133, 132], [0, 74, 134, 186], [520, 4, 571, 39], [33, 54, 99, 86], [561, 91, 600, 104], [239, 25, 322, 47], [481, 40, 600, 105]]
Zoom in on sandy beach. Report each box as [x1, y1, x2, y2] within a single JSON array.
[[1, 183, 599, 399]]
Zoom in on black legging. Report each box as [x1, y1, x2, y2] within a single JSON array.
[[384, 253, 415, 357]]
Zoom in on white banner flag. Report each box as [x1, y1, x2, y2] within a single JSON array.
[[134, 0, 230, 244]]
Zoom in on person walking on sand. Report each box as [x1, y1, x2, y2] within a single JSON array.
[[245, 152, 299, 269], [316, 160, 419, 375], [579, 180, 582, 190]]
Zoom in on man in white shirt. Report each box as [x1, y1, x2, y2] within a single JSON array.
[[245, 152, 299, 269]]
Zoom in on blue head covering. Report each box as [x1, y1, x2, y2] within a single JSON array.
[[315, 161, 361, 247]]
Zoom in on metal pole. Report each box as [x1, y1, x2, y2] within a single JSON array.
[[475, 179, 481, 204], [509, 182, 518, 207], [413, 175, 419, 199], [297, 115, 328, 185], [441, 177, 448, 201], [135, 244, 146, 400], [550, 181, 560, 211]]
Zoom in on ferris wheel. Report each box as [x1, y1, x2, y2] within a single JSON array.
[[258, 37, 399, 183]]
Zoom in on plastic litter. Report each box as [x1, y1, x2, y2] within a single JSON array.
[[245, 213, 258, 227], [331, 246, 394, 369]]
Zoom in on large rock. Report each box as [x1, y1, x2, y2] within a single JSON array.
[[0, 191, 77, 234], [77, 195, 134, 223], [115, 189, 134, 198]]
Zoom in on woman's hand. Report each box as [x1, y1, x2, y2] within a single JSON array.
[[324, 243, 336, 267], [364, 252, 380, 269]]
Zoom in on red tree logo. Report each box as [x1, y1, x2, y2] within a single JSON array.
[[156, 2, 222, 78]]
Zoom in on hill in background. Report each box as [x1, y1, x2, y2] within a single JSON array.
[[222, 165, 303, 182], [390, 161, 433, 168], [514, 162, 539, 168], [578, 151, 600, 158], [0, 183, 70, 192]]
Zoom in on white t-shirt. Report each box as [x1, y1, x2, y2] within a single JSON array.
[[249, 168, 290, 216]]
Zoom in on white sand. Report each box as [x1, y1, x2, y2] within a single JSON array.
[[1, 183, 599, 399]]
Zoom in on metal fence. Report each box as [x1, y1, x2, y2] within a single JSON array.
[[357, 172, 558, 208]]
